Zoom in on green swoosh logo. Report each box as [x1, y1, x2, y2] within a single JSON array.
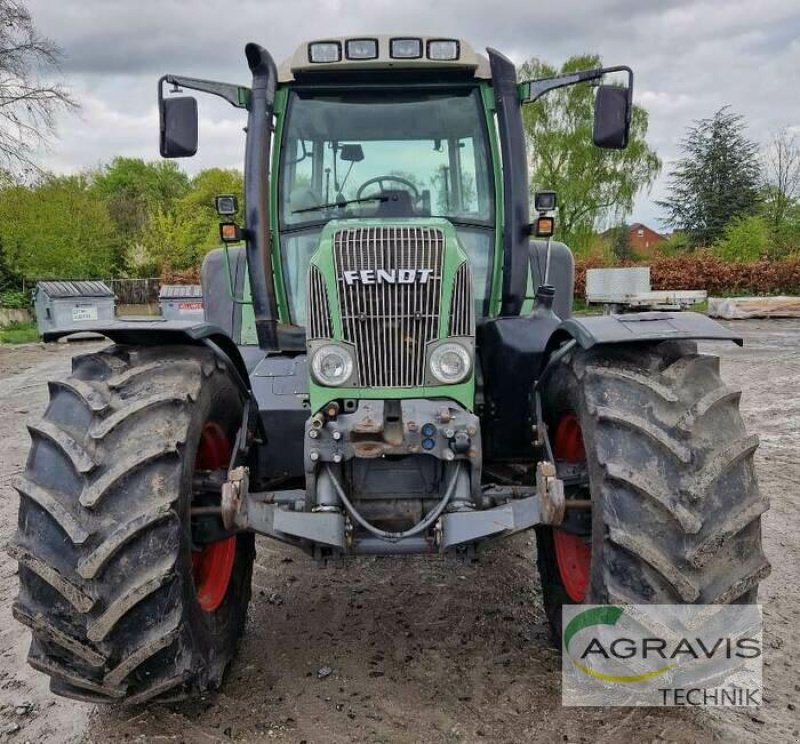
[[565, 606, 674, 684]]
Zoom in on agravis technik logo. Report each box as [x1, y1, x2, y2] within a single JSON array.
[[562, 604, 763, 707]]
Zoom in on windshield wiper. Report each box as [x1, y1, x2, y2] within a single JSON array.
[[292, 195, 387, 214]]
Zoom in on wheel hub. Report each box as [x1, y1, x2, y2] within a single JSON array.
[[552, 414, 591, 602], [192, 421, 236, 612]]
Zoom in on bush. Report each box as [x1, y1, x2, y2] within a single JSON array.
[[659, 231, 691, 255], [0, 288, 29, 308], [575, 255, 800, 298], [771, 219, 800, 258], [713, 216, 771, 262]]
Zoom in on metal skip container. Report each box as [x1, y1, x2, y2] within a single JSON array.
[[158, 284, 205, 321], [33, 281, 116, 336]]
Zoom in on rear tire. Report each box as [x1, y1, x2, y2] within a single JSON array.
[[10, 344, 255, 703], [536, 341, 769, 639]]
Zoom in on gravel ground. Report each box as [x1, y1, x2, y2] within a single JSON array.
[[0, 321, 798, 743]]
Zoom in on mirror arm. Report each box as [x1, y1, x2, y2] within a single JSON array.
[[159, 74, 250, 109], [518, 65, 633, 104]]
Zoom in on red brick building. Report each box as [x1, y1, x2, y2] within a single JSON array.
[[628, 223, 666, 257]]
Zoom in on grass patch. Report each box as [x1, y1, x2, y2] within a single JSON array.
[[571, 298, 598, 316], [0, 321, 39, 344]]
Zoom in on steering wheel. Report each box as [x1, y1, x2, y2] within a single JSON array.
[[356, 175, 420, 202]]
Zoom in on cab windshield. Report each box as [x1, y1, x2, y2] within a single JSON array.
[[278, 87, 495, 324]]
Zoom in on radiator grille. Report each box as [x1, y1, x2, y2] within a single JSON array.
[[449, 261, 475, 337], [333, 226, 444, 388], [306, 265, 332, 340]]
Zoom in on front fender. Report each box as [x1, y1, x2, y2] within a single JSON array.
[[44, 319, 252, 395], [546, 311, 743, 355]]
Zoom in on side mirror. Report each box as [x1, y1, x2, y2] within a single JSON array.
[[340, 144, 364, 162], [160, 96, 198, 158], [593, 85, 631, 150]]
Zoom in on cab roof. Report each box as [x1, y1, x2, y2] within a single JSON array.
[[278, 34, 491, 82]]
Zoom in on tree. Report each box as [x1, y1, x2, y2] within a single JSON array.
[[0, 174, 118, 278], [760, 129, 800, 253], [520, 54, 661, 252], [761, 129, 800, 225], [137, 168, 244, 272], [608, 222, 633, 260], [0, 0, 76, 174], [713, 215, 771, 262], [91, 158, 191, 274], [658, 107, 761, 247], [0, 233, 22, 290], [91, 157, 190, 238]]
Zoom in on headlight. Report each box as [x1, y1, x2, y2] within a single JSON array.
[[311, 344, 354, 387], [429, 342, 471, 385]]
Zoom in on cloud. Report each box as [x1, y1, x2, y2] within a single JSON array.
[[25, 0, 800, 225]]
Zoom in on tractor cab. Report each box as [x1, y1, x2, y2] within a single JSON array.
[[275, 37, 498, 327]]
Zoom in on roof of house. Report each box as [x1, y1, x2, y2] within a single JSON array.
[[36, 281, 114, 299], [628, 223, 665, 237]]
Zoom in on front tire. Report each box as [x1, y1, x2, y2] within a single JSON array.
[[536, 341, 770, 638], [10, 344, 255, 703]]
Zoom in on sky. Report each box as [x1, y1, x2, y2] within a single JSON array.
[[25, 0, 800, 229]]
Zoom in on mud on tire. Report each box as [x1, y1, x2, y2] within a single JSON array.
[[536, 341, 770, 637], [10, 344, 255, 704]]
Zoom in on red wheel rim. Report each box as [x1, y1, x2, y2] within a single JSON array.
[[552, 414, 591, 602], [192, 421, 236, 613]]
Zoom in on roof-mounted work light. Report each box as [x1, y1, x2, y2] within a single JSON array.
[[346, 38, 379, 60], [308, 41, 341, 63], [390, 38, 422, 59], [427, 39, 460, 60]]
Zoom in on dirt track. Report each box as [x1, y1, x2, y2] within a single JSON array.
[[0, 322, 798, 743]]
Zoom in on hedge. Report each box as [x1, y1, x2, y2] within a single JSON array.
[[165, 256, 800, 299], [575, 256, 800, 297]]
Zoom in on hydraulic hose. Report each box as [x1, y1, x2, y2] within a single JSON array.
[[324, 464, 461, 543]]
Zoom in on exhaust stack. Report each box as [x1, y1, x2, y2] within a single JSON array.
[[244, 42, 280, 351]]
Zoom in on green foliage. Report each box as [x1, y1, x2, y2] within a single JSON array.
[[0, 321, 38, 344], [608, 223, 633, 261], [0, 288, 28, 308], [136, 168, 244, 272], [0, 233, 23, 289], [0, 159, 245, 281], [658, 107, 761, 247], [713, 215, 771, 262], [520, 54, 661, 252], [658, 231, 692, 255], [578, 234, 615, 263], [759, 186, 800, 256], [137, 207, 205, 272], [0, 175, 118, 279], [91, 157, 190, 240]]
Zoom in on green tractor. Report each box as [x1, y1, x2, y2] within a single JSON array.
[[11, 35, 769, 703]]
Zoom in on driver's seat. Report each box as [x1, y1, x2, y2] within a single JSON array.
[[375, 189, 415, 218]]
